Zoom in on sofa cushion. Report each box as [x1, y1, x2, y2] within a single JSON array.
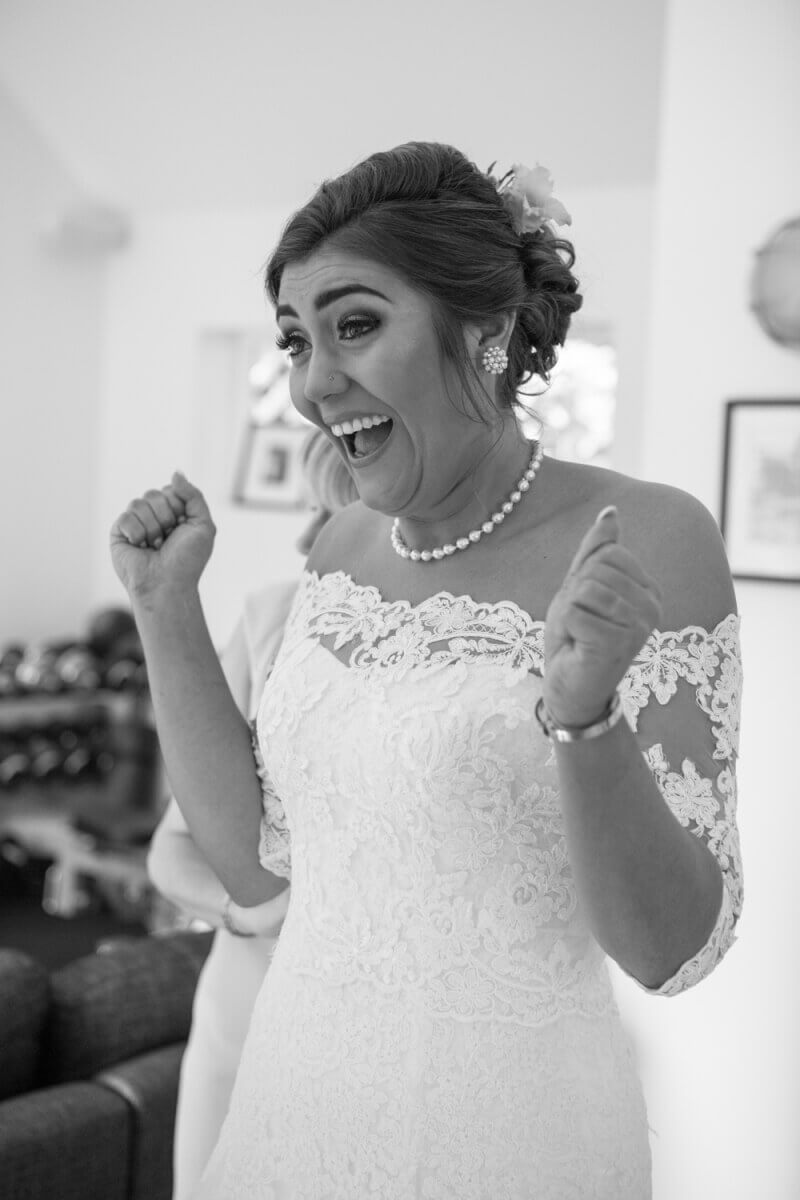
[[44, 930, 212, 1084], [0, 1079, 130, 1200], [0, 949, 49, 1099]]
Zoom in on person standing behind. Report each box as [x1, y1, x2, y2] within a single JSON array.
[[146, 429, 357, 1200]]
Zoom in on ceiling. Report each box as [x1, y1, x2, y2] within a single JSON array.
[[0, 0, 666, 213]]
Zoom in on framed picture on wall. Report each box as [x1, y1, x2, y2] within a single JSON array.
[[233, 421, 308, 509], [720, 399, 800, 583]]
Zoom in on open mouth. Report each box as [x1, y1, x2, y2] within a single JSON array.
[[341, 419, 394, 463]]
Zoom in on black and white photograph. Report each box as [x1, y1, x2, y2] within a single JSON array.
[[1, 3, 798, 1199], [233, 424, 310, 511]]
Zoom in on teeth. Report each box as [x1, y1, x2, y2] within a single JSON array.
[[330, 415, 390, 438]]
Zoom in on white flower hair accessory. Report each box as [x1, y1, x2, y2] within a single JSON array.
[[487, 161, 572, 236]]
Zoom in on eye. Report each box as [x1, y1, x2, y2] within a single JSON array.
[[338, 314, 380, 342], [275, 330, 308, 359]]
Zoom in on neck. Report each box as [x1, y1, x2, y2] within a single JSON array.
[[398, 421, 533, 553]]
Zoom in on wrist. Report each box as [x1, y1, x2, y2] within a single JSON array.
[[130, 581, 200, 615], [536, 691, 624, 743], [221, 893, 255, 938], [540, 692, 616, 731]]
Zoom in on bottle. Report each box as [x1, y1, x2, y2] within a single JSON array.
[[14, 645, 64, 695], [86, 712, 114, 776], [55, 645, 102, 691], [0, 732, 32, 789], [102, 630, 145, 691], [56, 723, 93, 780], [27, 731, 65, 781], [0, 645, 24, 698]]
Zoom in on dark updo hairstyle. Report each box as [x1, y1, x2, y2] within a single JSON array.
[[266, 142, 583, 422]]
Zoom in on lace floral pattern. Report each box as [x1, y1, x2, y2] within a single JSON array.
[[619, 616, 743, 995], [203, 570, 742, 1198], [201, 967, 650, 1199], [251, 721, 291, 880], [256, 572, 742, 999]]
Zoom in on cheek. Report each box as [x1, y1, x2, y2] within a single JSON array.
[[362, 341, 433, 412], [289, 371, 313, 419]]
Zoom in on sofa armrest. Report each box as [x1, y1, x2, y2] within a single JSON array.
[[96, 1041, 186, 1200], [45, 931, 213, 1083], [0, 949, 50, 1100], [0, 1080, 130, 1200]]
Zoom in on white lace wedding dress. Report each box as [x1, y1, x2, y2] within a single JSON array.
[[194, 570, 743, 1200]]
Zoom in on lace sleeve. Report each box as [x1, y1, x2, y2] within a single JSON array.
[[617, 613, 743, 997], [250, 718, 291, 880]]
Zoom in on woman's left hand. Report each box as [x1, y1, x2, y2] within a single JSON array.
[[543, 506, 663, 728]]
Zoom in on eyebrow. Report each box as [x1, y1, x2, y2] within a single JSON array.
[[275, 284, 390, 322]]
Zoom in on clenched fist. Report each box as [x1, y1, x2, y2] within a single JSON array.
[[543, 506, 663, 729], [109, 472, 216, 600]]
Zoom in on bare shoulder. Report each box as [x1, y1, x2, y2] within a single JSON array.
[[304, 501, 374, 578], [612, 474, 737, 632]]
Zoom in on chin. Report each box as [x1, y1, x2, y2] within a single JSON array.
[[354, 490, 389, 514]]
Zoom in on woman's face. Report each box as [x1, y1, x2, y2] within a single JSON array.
[[275, 247, 496, 519]]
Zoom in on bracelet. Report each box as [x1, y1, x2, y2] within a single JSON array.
[[221, 893, 255, 938], [535, 691, 624, 743]]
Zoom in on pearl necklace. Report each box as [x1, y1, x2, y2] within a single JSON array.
[[390, 440, 544, 563]]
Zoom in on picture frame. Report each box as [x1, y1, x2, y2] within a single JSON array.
[[720, 398, 800, 583], [233, 421, 309, 510]]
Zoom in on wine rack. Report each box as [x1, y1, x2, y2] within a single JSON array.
[[0, 609, 167, 922]]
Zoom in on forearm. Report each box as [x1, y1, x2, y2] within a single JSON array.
[[554, 718, 724, 989], [147, 827, 229, 926], [132, 585, 281, 905]]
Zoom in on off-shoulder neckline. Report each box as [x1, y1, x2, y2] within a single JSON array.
[[301, 569, 739, 643]]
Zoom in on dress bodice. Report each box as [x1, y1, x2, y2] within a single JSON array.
[[252, 570, 743, 1014]]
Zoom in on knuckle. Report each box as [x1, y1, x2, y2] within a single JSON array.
[[610, 592, 627, 617], [575, 579, 594, 603]]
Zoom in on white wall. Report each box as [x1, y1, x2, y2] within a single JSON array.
[[0, 85, 106, 644], [90, 185, 655, 648], [611, 3, 800, 1197], [90, 209, 308, 649], [569, 184, 655, 478]]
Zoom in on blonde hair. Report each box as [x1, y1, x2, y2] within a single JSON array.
[[299, 428, 359, 512]]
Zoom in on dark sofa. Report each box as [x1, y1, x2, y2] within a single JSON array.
[[0, 929, 213, 1200]]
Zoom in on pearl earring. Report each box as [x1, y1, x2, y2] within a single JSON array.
[[482, 346, 508, 375]]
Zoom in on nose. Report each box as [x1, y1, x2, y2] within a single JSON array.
[[303, 351, 346, 408]]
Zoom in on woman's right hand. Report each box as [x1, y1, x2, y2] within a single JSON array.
[[109, 471, 216, 601], [226, 885, 290, 938]]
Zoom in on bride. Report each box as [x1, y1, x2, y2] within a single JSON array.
[[110, 142, 742, 1199]]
